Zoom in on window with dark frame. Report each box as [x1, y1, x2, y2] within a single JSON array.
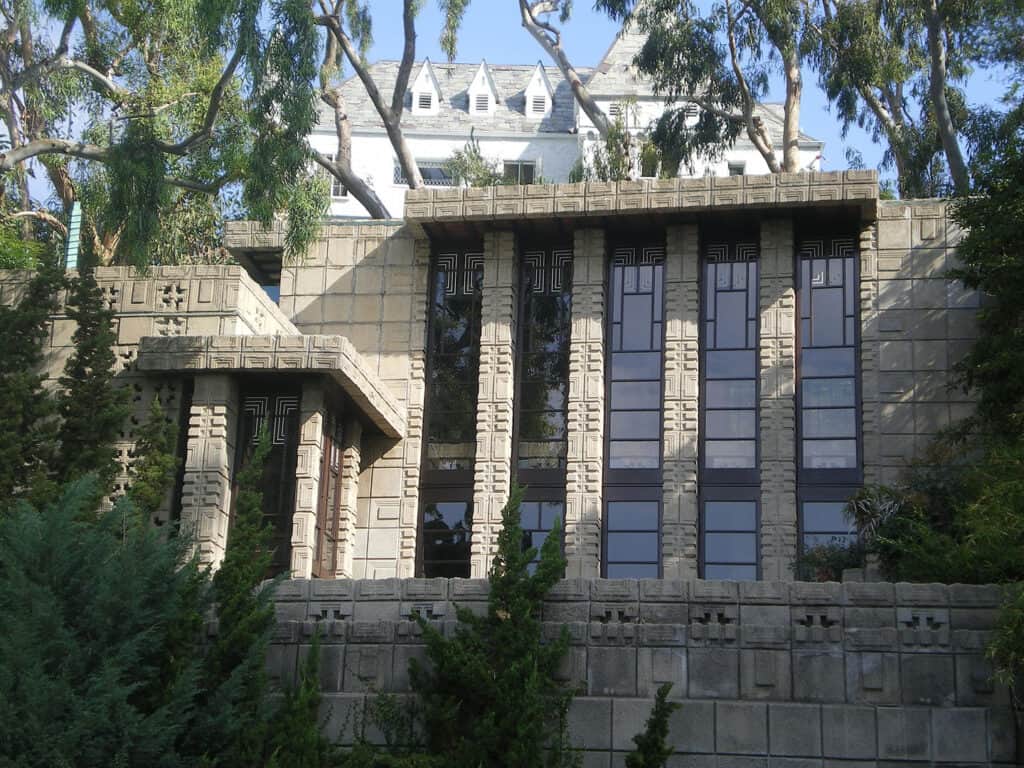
[[419, 247, 484, 578], [503, 161, 536, 185], [796, 234, 863, 562], [728, 161, 746, 176], [603, 242, 666, 578], [312, 420, 343, 579], [699, 239, 761, 580], [394, 161, 453, 187], [234, 390, 301, 579], [515, 246, 572, 566]]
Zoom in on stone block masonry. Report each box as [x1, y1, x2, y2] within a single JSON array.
[[265, 578, 1016, 765]]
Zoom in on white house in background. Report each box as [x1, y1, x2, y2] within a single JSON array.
[[311, 24, 824, 218]]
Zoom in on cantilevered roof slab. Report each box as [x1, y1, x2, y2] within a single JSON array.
[[137, 334, 406, 439]]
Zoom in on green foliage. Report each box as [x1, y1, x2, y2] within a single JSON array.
[[56, 264, 130, 492], [793, 539, 865, 583], [989, 583, 1024, 693], [443, 132, 504, 187], [0, 220, 46, 269], [268, 629, 334, 768], [0, 478, 208, 766], [577, 112, 633, 182], [129, 396, 181, 526], [0, 259, 63, 507], [408, 484, 574, 768], [950, 110, 1024, 438], [624, 683, 679, 768]]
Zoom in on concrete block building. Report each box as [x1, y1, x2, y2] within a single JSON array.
[[4, 171, 1013, 764], [0, 170, 978, 585]]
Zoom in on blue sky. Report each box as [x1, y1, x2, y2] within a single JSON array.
[[363, 1, 1013, 181]]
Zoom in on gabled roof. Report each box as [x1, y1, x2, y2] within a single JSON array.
[[318, 61, 586, 135], [524, 61, 554, 98], [411, 58, 443, 97], [585, 16, 652, 97], [468, 60, 500, 102]]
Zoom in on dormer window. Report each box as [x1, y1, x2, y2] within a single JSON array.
[[468, 60, 498, 116], [524, 61, 553, 120], [411, 59, 442, 115]]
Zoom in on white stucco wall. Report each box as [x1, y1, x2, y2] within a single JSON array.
[[310, 130, 580, 218]]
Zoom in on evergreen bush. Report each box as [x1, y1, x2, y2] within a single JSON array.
[[625, 683, 680, 768]]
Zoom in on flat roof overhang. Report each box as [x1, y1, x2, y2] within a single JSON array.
[[137, 334, 406, 439], [403, 171, 879, 241]]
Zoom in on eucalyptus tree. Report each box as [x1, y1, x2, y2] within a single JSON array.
[[803, 0, 982, 196], [596, 0, 808, 174], [517, 0, 612, 138], [313, 0, 471, 219], [0, 0, 472, 263]]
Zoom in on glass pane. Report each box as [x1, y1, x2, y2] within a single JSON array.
[[519, 501, 541, 529], [423, 501, 471, 531], [803, 439, 857, 468], [801, 348, 855, 377], [705, 440, 755, 469], [800, 260, 811, 316], [707, 380, 756, 408], [802, 379, 855, 408], [519, 410, 566, 440], [424, 560, 470, 578], [622, 294, 653, 350], [607, 563, 659, 578], [611, 352, 662, 381], [828, 258, 844, 286], [607, 532, 659, 561], [803, 533, 857, 549], [704, 500, 756, 531], [811, 287, 844, 347], [520, 380, 566, 411], [607, 501, 659, 530], [611, 411, 661, 440], [705, 564, 757, 580], [705, 532, 757, 563], [803, 408, 856, 438], [611, 381, 661, 409], [732, 262, 747, 289], [714, 291, 748, 349], [609, 441, 661, 468], [706, 410, 756, 439], [803, 501, 850, 533], [706, 350, 756, 379], [540, 502, 564, 529]]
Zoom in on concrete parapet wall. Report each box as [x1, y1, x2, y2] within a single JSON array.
[[267, 578, 1018, 765]]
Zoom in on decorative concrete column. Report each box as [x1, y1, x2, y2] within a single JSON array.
[[290, 381, 326, 579], [858, 219, 881, 485], [470, 230, 518, 577], [662, 224, 702, 580], [180, 374, 239, 570], [334, 416, 363, 578], [397, 236, 431, 578], [564, 228, 606, 579], [758, 218, 798, 580]]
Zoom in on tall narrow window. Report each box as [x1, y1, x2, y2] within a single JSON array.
[[796, 234, 862, 562], [700, 239, 760, 580], [419, 247, 483, 577], [313, 420, 343, 579], [515, 246, 572, 564], [603, 242, 665, 577], [235, 389, 301, 578], [798, 238, 859, 474]]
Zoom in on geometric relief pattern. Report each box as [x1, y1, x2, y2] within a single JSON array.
[[758, 218, 798, 581], [242, 394, 299, 445], [662, 224, 701, 579], [522, 248, 572, 294]]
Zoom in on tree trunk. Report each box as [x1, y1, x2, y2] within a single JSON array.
[[925, 0, 970, 195], [519, 0, 611, 137], [320, 90, 392, 219], [781, 51, 802, 173]]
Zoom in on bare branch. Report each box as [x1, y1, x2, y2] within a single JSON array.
[[9, 16, 75, 89], [9, 209, 68, 237], [154, 44, 244, 155], [318, 87, 392, 217], [391, 0, 416, 116], [0, 138, 108, 170]]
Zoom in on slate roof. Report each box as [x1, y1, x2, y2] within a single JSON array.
[[585, 22, 651, 97], [317, 61, 587, 135]]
